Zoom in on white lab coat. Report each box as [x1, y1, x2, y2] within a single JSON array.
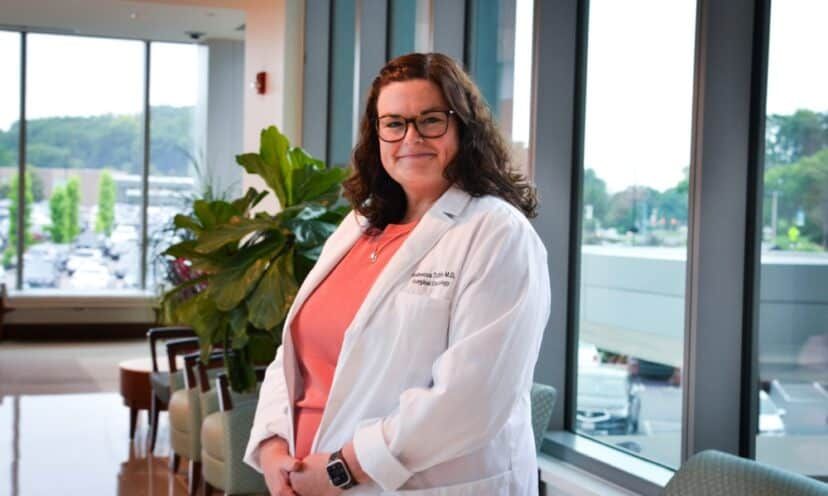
[[244, 186, 551, 495]]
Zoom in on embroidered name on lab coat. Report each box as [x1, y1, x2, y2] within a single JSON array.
[[410, 271, 456, 287]]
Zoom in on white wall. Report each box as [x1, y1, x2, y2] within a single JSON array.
[[241, 0, 305, 213]]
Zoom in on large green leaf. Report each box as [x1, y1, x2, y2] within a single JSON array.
[[293, 164, 349, 205], [231, 187, 269, 215], [236, 153, 288, 208], [260, 126, 293, 204], [193, 199, 238, 229], [195, 217, 281, 254], [208, 234, 286, 311], [173, 214, 203, 234], [247, 249, 298, 331], [288, 219, 338, 248]]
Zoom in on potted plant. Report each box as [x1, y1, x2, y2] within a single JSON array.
[[161, 126, 349, 392]]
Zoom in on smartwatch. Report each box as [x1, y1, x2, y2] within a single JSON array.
[[327, 449, 358, 490]]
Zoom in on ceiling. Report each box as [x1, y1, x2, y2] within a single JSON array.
[[0, 0, 246, 43]]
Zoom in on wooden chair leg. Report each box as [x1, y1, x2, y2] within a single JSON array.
[[203, 480, 215, 496], [188, 460, 202, 496], [170, 453, 181, 474], [149, 395, 162, 453], [129, 407, 138, 440]]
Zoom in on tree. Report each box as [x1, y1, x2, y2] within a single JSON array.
[[48, 185, 67, 243], [64, 177, 81, 242], [766, 110, 828, 167], [95, 170, 116, 235], [6, 172, 34, 260], [606, 186, 658, 233], [583, 168, 609, 227], [29, 169, 45, 202], [764, 149, 828, 248]]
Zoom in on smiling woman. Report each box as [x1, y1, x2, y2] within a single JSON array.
[[244, 53, 551, 495]]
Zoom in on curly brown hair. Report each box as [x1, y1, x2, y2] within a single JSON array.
[[342, 52, 538, 229]]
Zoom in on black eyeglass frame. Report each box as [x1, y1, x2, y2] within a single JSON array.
[[376, 109, 457, 143]]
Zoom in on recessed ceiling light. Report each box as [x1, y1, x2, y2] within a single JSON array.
[[129, 12, 137, 20]]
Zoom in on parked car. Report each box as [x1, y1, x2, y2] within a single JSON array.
[[66, 248, 104, 275], [68, 263, 111, 290], [576, 365, 641, 435], [579, 342, 601, 368], [628, 357, 678, 383], [759, 390, 786, 435]]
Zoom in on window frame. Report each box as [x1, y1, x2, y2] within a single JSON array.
[[528, 0, 819, 491], [4, 29, 201, 296]]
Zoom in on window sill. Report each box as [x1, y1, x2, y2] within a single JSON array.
[[540, 431, 674, 496], [7, 290, 157, 308], [3, 290, 158, 324]]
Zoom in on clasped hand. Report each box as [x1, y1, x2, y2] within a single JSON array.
[[260, 437, 342, 496]]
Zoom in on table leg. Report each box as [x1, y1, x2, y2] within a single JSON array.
[[129, 407, 138, 439]]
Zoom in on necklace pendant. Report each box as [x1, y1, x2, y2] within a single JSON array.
[[369, 250, 378, 263]]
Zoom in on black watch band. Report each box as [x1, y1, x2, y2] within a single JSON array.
[[326, 449, 358, 489]]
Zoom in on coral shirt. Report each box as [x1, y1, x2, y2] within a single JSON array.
[[290, 220, 418, 458]]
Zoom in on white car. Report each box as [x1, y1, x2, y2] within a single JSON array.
[[66, 248, 104, 274], [759, 390, 786, 435], [68, 263, 111, 290]]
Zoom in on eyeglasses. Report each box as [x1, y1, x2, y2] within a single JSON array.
[[376, 109, 456, 143]]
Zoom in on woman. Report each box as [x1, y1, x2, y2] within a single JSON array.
[[244, 52, 550, 495]]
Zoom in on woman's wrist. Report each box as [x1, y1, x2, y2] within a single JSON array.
[[341, 441, 369, 484], [259, 435, 289, 461]]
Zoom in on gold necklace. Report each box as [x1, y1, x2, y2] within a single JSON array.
[[369, 227, 413, 263]]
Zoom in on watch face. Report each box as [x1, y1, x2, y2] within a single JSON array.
[[326, 459, 351, 487]]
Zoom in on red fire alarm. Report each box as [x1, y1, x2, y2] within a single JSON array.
[[254, 71, 267, 94]]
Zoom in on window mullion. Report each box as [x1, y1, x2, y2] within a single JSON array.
[[140, 41, 150, 290]]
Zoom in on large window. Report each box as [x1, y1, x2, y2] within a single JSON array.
[[146, 43, 201, 291], [755, 0, 828, 477], [24, 34, 144, 292], [1, 31, 210, 295], [575, 0, 697, 468], [328, 0, 357, 168], [466, 0, 534, 175], [0, 31, 20, 291]]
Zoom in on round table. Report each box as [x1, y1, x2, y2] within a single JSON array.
[[119, 357, 170, 440]]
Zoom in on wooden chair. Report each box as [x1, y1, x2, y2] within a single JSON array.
[[146, 326, 196, 453]]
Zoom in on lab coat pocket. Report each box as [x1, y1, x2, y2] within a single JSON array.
[[381, 470, 511, 496], [396, 291, 451, 346]]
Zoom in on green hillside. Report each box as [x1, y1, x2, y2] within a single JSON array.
[[0, 105, 195, 176]]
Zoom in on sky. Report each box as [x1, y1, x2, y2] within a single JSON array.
[[0, 33, 198, 131], [513, 0, 828, 193], [1, 0, 826, 194]]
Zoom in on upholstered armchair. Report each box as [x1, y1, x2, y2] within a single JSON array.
[[166, 342, 203, 496], [531, 382, 557, 452], [664, 450, 828, 495], [146, 326, 196, 453], [201, 371, 267, 496]]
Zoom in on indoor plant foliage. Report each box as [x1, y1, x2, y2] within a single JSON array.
[[162, 126, 349, 392]]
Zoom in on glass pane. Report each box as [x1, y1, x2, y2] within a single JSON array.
[[146, 42, 201, 292], [466, 0, 534, 175], [0, 31, 20, 290], [756, 0, 828, 478], [329, 0, 356, 168], [575, 0, 696, 468], [24, 34, 144, 293], [389, 0, 416, 58]]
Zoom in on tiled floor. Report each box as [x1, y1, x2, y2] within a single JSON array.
[[0, 392, 189, 496], [0, 339, 193, 495]]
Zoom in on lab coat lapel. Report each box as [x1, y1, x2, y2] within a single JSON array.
[[345, 186, 472, 338]]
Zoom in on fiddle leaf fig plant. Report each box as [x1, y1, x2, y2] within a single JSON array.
[[161, 126, 349, 392]]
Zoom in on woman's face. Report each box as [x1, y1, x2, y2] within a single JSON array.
[[376, 79, 459, 200]]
